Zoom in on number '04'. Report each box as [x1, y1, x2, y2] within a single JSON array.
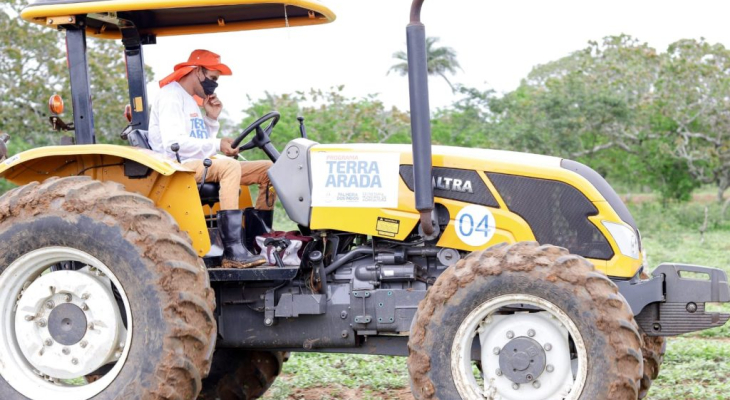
[[458, 214, 490, 237]]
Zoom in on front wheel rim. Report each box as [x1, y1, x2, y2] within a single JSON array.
[[0, 246, 133, 400], [451, 294, 588, 400]]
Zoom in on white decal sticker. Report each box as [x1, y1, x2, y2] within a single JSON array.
[[311, 152, 400, 208], [455, 205, 497, 247], [3, 154, 20, 166]]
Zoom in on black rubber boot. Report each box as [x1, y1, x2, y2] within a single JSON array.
[[217, 210, 266, 268], [257, 209, 274, 231]]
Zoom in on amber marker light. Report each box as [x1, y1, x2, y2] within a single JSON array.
[[124, 104, 133, 123], [48, 94, 64, 115]]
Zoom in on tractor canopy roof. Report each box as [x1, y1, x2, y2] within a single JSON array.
[[21, 0, 335, 39]]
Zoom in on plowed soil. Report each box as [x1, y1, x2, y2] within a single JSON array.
[[282, 386, 413, 400]]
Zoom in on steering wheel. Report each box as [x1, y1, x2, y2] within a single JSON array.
[[231, 111, 280, 151]]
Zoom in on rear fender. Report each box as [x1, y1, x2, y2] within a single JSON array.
[[0, 145, 252, 256]]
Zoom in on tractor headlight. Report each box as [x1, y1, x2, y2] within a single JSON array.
[[602, 221, 639, 259]]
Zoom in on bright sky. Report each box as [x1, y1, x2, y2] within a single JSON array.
[[142, 0, 730, 123]]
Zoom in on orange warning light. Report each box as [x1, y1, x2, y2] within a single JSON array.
[[48, 94, 64, 115], [124, 104, 133, 123]]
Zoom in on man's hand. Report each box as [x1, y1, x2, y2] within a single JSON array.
[[203, 94, 223, 120], [220, 137, 240, 157]]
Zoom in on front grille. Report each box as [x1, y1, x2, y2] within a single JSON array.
[[488, 173, 614, 260]]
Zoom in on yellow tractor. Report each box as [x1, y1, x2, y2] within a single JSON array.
[[0, 1, 728, 399]]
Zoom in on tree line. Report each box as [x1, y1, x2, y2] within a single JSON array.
[[2, 0, 729, 205], [239, 34, 730, 204]]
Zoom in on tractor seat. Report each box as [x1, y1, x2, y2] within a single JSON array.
[[123, 129, 223, 206], [198, 183, 221, 207]]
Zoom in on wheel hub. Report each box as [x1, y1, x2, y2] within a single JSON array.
[[499, 337, 547, 384], [48, 303, 88, 346], [13, 269, 126, 380]]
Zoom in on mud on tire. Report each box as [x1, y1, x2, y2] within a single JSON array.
[[407, 242, 644, 400], [0, 177, 216, 399], [199, 350, 285, 400], [638, 333, 666, 399], [638, 271, 666, 400]]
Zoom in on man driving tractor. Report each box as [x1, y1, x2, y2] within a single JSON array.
[[148, 49, 273, 268]]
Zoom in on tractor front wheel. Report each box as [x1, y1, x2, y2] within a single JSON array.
[[408, 242, 644, 400], [0, 177, 216, 400]]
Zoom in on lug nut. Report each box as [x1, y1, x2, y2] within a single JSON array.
[[62, 347, 70, 355], [82, 293, 90, 300], [532, 380, 541, 389], [527, 329, 535, 337], [88, 322, 95, 330], [81, 303, 89, 311], [493, 347, 501, 355], [506, 331, 515, 339], [45, 300, 55, 309], [546, 364, 554, 373], [64, 294, 72, 303], [80, 340, 88, 348], [512, 383, 520, 390], [544, 343, 552, 351], [37, 319, 47, 328], [264, 318, 273, 326], [44, 339, 53, 346], [24, 315, 35, 321], [495, 368, 502, 376]]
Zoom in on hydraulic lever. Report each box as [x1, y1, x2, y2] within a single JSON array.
[[297, 116, 308, 139], [170, 143, 181, 163]]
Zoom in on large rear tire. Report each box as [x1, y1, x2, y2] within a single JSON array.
[[199, 349, 284, 400], [408, 242, 644, 400], [0, 177, 216, 400]]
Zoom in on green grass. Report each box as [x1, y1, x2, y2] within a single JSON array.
[[263, 353, 410, 400], [650, 337, 730, 400]]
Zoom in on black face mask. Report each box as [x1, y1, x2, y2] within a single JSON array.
[[200, 73, 218, 96]]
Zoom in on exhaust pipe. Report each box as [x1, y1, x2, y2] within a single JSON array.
[[407, 0, 435, 236]]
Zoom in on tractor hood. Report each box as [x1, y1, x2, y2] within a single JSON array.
[[311, 143, 605, 200], [21, 0, 335, 39]]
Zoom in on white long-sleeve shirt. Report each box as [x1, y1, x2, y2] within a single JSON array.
[[148, 81, 221, 162]]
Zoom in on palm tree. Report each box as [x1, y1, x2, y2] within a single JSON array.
[[388, 36, 462, 92]]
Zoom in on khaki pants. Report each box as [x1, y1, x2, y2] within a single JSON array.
[[185, 158, 276, 211]]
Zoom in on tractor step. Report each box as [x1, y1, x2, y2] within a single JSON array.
[[634, 264, 730, 336], [208, 267, 299, 282]]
